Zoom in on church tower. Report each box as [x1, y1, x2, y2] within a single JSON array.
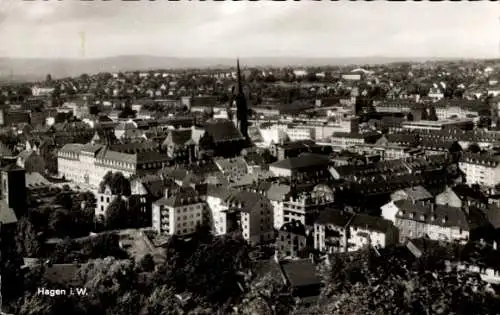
[[230, 59, 249, 139]]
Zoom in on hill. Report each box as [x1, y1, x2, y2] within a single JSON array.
[[0, 55, 471, 82]]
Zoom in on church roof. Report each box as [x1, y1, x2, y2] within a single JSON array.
[[204, 119, 245, 142]]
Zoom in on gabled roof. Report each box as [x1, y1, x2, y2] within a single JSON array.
[[154, 186, 201, 208], [393, 186, 433, 201], [204, 119, 245, 142], [394, 200, 473, 230], [350, 214, 394, 233], [224, 189, 267, 213]]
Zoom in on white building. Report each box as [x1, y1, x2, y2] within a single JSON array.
[[459, 153, 500, 188], [393, 200, 471, 243], [152, 187, 205, 236], [57, 143, 169, 188], [206, 186, 274, 245], [95, 185, 121, 220], [314, 211, 398, 254]]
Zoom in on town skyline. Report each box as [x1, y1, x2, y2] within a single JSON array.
[[0, 1, 498, 59]]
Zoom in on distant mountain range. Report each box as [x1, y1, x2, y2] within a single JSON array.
[[0, 55, 484, 82]]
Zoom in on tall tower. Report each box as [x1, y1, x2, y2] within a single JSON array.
[[233, 59, 248, 139], [1, 164, 26, 218]]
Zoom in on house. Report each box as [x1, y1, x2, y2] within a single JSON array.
[[279, 184, 335, 229], [161, 129, 197, 161], [269, 153, 331, 183], [276, 220, 308, 259], [435, 185, 489, 210], [95, 184, 122, 221], [347, 214, 399, 251], [217, 189, 274, 246], [152, 186, 206, 236], [205, 184, 237, 236], [314, 210, 353, 254], [393, 200, 480, 243]]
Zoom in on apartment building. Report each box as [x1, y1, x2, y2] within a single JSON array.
[[459, 153, 500, 188], [393, 200, 474, 243], [152, 187, 205, 236]]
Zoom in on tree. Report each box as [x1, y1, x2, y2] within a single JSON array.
[[140, 285, 180, 315], [99, 171, 131, 196], [16, 217, 43, 257], [78, 257, 137, 311], [138, 254, 155, 272], [48, 209, 72, 238], [105, 198, 129, 230]]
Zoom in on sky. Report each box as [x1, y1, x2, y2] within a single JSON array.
[[0, 1, 498, 59]]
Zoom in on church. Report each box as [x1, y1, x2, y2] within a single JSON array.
[[198, 59, 251, 158]]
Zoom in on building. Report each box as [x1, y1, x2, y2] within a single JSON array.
[[198, 119, 248, 158], [278, 184, 335, 229], [393, 200, 475, 243], [214, 157, 249, 184], [230, 59, 249, 139], [458, 153, 500, 188], [269, 153, 331, 182], [205, 185, 236, 236], [95, 185, 121, 220], [314, 210, 353, 254], [346, 214, 398, 251], [435, 185, 488, 210], [270, 140, 329, 161], [276, 220, 308, 259], [1, 164, 26, 218], [152, 187, 205, 236], [57, 143, 170, 188], [161, 128, 197, 161], [390, 186, 433, 203], [207, 188, 274, 246], [402, 119, 474, 131]]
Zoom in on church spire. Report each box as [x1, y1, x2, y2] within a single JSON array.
[[236, 58, 243, 95], [234, 58, 248, 139]]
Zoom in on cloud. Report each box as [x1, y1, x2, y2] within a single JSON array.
[[0, 1, 498, 59]]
